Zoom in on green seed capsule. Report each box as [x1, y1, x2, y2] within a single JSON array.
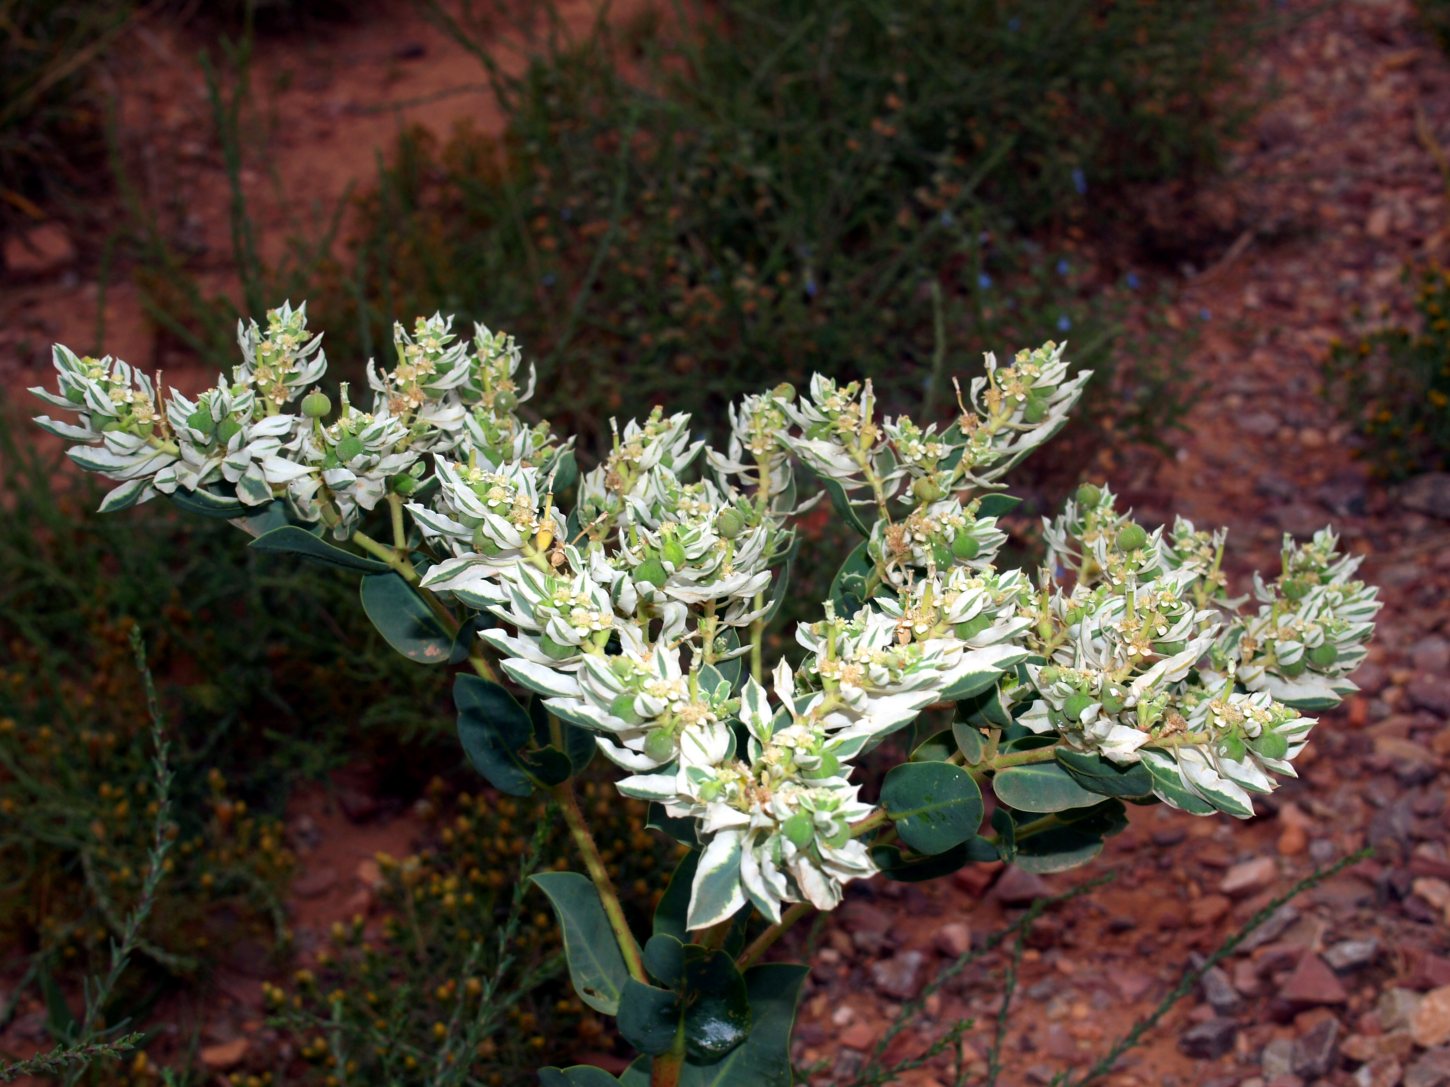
[[1116, 523, 1149, 552], [1279, 657, 1306, 678], [954, 613, 993, 641], [1075, 483, 1102, 508], [634, 557, 669, 587], [1100, 688, 1126, 714], [661, 536, 687, 568], [911, 477, 944, 503], [1022, 397, 1048, 424], [782, 812, 815, 848], [391, 474, 419, 495], [1251, 730, 1289, 761], [1281, 579, 1309, 601], [1153, 640, 1186, 657], [336, 435, 365, 462], [951, 533, 980, 560], [644, 729, 676, 763], [301, 391, 332, 419], [715, 508, 746, 539], [698, 780, 724, 802], [608, 692, 642, 724], [823, 824, 851, 849], [771, 383, 796, 401], [1062, 692, 1094, 722], [1308, 643, 1338, 668], [1219, 734, 1247, 761], [538, 634, 576, 661], [493, 390, 517, 413]]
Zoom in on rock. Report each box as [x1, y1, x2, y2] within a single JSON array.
[[1278, 823, 1309, 856], [3, 222, 75, 277], [870, 949, 927, 1001], [1201, 964, 1244, 1013], [1280, 953, 1348, 1006], [1412, 638, 1450, 676], [1180, 1017, 1239, 1059], [1411, 987, 1450, 1049], [292, 865, 338, 899], [1292, 1016, 1341, 1079], [1399, 474, 1450, 521], [1408, 677, 1450, 717], [840, 901, 893, 955], [1112, 970, 1155, 1001], [934, 921, 971, 958], [840, 1021, 877, 1050], [1380, 989, 1425, 1033], [1222, 857, 1279, 897], [1355, 1057, 1404, 1087], [1191, 894, 1234, 926], [1406, 1048, 1450, 1087], [1415, 879, 1450, 912], [1325, 938, 1381, 972], [993, 867, 1051, 905], [1241, 906, 1300, 951], [200, 1039, 249, 1070], [1263, 1037, 1297, 1077]]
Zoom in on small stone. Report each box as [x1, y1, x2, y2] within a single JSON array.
[[1380, 989, 1424, 1033], [1399, 474, 1450, 521], [1414, 879, 1450, 912], [1222, 857, 1279, 897], [1263, 1037, 1297, 1077], [200, 1039, 249, 1070], [840, 1021, 876, 1050], [934, 921, 971, 958], [1112, 970, 1155, 1001], [1180, 1017, 1239, 1059], [292, 866, 338, 899], [1406, 1047, 1450, 1087], [1191, 894, 1233, 926], [994, 867, 1051, 905], [1408, 676, 1450, 717], [871, 949, 927, 1001], [840, 901, 893, 955], [1280, 953, 1348, 1006], [1278, 823, 1309, 856], [1201, 965, 1244, 1013], [1292, 1016, 1341, 1079], [1411, 987, 1450, 1049], [3, 222, 75, 277], [1325, 938, 1381, 972], [1355, 1057, 1404, 1087]]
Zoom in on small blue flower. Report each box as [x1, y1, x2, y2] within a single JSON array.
[[542, 272, 557, 289], [1071, 168, 1087, 195], [939, 210, 955, 227], [1007, 16, 1021, 31], [804, 276, 819, 298], [1199, 307, 1211, 322], [1126, 271, 1142, 290], [1056, 258, 1070, 277], [1057, 314, 1072, 332], [560, 207, 574, 222], [977, 272, 993, 290]]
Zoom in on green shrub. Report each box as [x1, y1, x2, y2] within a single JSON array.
[[1323, 262, 1450, 478]]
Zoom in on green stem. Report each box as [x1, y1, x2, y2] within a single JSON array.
[[352, 529, 419, 582], [736, 901, 814, 969], [550, 783, 647, 984], [651, 1038, 686, 1087], [388, 493, 408, 551], [750, 591, 765, 685]]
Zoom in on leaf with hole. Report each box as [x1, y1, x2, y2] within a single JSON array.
[[360, 573, 453, 663]]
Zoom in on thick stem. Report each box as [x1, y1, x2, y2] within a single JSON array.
[[749, 591, 765, 685], [651, 1038, 686, 1087], [736, 900, 814, 969], [352, 529, 419, 583], [551, 783, 647, 984], [388, 493, 408, 551]]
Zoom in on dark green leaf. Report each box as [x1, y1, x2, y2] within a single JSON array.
[[976, 494, 1022, 518], [654, 851, 700, 942], [649, 805, 701, 850], [538, 1067, 624, 1087], [1055, 749, 1153, 798], [910, 729, 956, 763], [170, 485, 246, 518], [881, 762, 984, 855], [1144, 756, 1216, 815], [956, 685, 1014, 730], [820, 474, 870, 536], [1014, 824, 1105, 874], [871, 840, 994, 882], [941, 667, 1007, 702], [455, 674, 534, 797], [360, 573, 453, 663], [952, 722, 985, 764], [643, 934, 686, 988], [829, 540, 874, 618], [990, 806, 1017, 862], [531, 871, 633, 1015], [679, 944, 751, 1062], [992, 761, 1101, 813], [618, 978, 681, 1056], [250, 524, 390, 573]]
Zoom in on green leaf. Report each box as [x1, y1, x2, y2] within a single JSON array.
[[643, 934, 687, 988], [250, 524, 390, 573], [1142, 753, 1216, 816], [990, 807, 1017, 862], [687, 832, 745, 930], [710, 631, 743, 690], [549, 449, 579, 495], [829, 540, 875, 618], [678, 943, 751, 1062], [648, 805, 701, 850], [952, 722, 985, 764], [360, 573, 453, 663], [871, 839, 996, 882], [454, 674, 534, 797], [941, 667, 1009, 702], [977, 494, 1021, 518], [170, 485, 246, 518], [654, 851, 701, 942], [619, 978, 682, 1056], [1014, 825, 1105, 874], [531, 871, 633, 1015], [820, 474, 870, 536], [955, 683, 1015, 730], [235, 499, 291, 537], [910, 729, 956, 763], [619, 964, 808, 1087], [881, 762, 984, 855], [538, 1067, 624, 1087], [1054, 749, 1153, 798], [992, 761, 1102, 814]]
